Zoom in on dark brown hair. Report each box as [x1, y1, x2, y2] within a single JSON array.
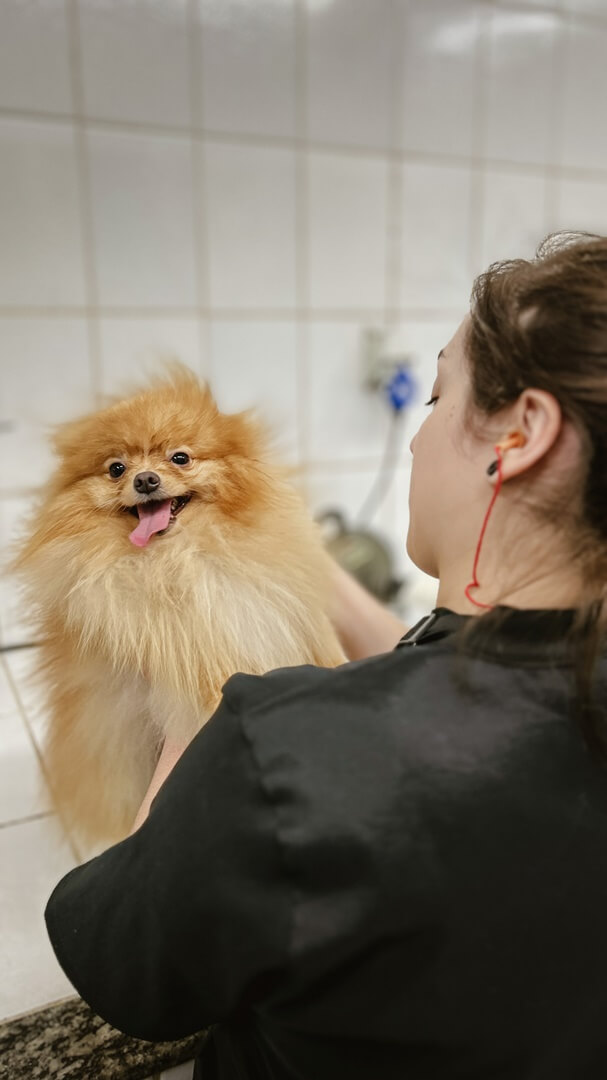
[[453, 232, 607, 760]]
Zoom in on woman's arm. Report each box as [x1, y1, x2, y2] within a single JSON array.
[[327, 559, 408, 660], [129, 559, 407, 833], [46, 689, 288, 1042], [129, 736, 190, 835]]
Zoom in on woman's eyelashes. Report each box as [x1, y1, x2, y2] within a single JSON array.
[[424, 396, 439, 407]]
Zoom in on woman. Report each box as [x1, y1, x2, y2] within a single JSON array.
[[45, 233, 607, 1079]]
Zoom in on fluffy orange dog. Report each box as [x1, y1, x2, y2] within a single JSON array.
[[12, 366, 345, 848]]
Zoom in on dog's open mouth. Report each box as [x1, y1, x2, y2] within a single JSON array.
[[124, 494, 192, 548]]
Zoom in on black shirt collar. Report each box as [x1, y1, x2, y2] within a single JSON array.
[[396, 605, 583, 665]]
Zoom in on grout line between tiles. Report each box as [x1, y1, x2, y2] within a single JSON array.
[[188, 0, 212, 381], [2, 105, 607, 181], [0, 810, 55, 831], [384, 0, 405, 324], [0, 642, 43, 653], [67, 0, 103, 405], [545, 1, 569, 229], [1, 653, 82, 864], [296, 453, 414, 475], [294, 0, 309, 465], [469, 4, 491, 277], [0, 306, 466, 321], [489, 0, 563, 13], [381, 0, 408, 542]]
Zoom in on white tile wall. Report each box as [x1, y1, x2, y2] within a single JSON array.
[[0, 318, 93, 488], [399, 162, 473, 310], [0, 649, 78, 1023], [0, 119, 85, 306], [0, 496, 41, 650], [480, 168, 548, 270], [483, 8, 560, 167], [306, 322, 394, 463], [198, 0, 297, 138], [98, 317, 204, 396], [3, 647, 49, 752], [555, 177, 607, 234], [307, 151, 388, 310], [0, 660, 51, 825], [88, 129, 198, 309], [208, 320, 300, 463], [159, 1062, 195, 1080], [562, 0, 607, 20], [306, 0, 397, 150], [400, 0, 481, 158], [0, 810, 77, 1020], [2, 0, 607, 1047], [0, 0, 72, 115], [560, 17, 607, 171], [0, 0, 605, 648], [204, 142, 297, 310], [78, 0, 191, 128]]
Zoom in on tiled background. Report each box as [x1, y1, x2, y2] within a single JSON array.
[[1, 0, 607, 647], [1, 0, 606, 1065]]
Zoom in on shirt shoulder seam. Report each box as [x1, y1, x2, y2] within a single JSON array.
[[223, 693, 300, 982]]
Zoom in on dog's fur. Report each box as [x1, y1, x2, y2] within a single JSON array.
[[11, 366, 345, 848]]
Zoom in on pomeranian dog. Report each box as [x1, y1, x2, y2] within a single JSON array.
[[11, 365, 345, 849]]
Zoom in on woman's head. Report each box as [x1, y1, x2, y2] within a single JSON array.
[[407, 230, 607, 757], [407, 232, 607, 616]]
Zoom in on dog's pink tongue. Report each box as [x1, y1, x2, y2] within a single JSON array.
[[129, 499, 172, 548]]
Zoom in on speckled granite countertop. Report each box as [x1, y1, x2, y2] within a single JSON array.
[[0, 994, 208, 1078]]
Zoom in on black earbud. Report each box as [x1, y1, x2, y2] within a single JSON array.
[[487, 432, 524, 477]]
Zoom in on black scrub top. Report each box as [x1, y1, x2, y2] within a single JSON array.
[[45, 606, 607, 1080]]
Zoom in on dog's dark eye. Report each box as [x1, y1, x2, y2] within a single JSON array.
[[109, 462, 126, 478], [171, 452, 190, 466]]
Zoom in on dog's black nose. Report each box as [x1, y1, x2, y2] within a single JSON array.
[[134, 471, 161, 495]]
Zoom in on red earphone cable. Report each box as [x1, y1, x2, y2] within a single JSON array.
[[464, 445, 504, 610]]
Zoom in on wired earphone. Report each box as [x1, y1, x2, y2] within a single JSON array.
[[465, 431, 526, 610]]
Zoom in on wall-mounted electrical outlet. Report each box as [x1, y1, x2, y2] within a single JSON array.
[[361, 327, 413, 391]]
